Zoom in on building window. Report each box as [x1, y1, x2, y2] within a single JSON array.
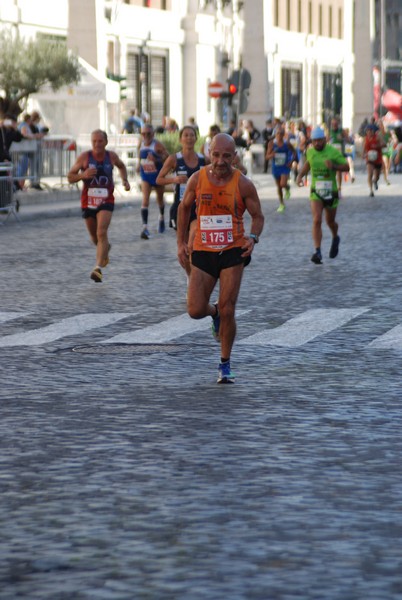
[[282, 66, 302, 119], [308, 2, 312, 34], [329, 6, 332, 38], [298, 0, 302, 33], [123, 0, 170, 7], [274, 0, 279, 27], [322, 71, 342, 126], [287, 0, 291, 30], [127, 49, 167, 124], [319, 4, 323, 36], [338, 8, 343, 39]]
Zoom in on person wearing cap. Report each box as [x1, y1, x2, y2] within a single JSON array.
[[296, 126, 349, 264]]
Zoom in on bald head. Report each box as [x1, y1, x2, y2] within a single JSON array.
[[210, 132, 236, 153]]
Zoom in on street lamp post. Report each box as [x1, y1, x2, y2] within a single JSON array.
[[380, 0, 386, 117]]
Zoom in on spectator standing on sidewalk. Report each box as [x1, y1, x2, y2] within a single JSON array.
[[0, 114, 23, 162], [296, 126, 349, 265], [29, 111, 48, 190], [261, 118, 274, 173], [177, 133, 264, 384], [67, 129, 130, 283], [0, 114, 23, 206], [16, 113, 45, 190]]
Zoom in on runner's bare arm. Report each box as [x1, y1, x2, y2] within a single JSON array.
[[296, 160, 311, 186], [111, 152, 130, 190], [156, 154, 178, 186], [177, 171, 199, 268], [239, 176, 265, 257], [155, 141, 170, 163], [67, 152, 96, 183]]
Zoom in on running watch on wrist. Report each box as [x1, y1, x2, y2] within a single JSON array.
[[249, 233, 259, 243]]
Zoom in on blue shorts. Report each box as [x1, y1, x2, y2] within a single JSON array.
[[272, 167, 290, 179]]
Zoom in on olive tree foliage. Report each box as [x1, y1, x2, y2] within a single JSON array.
[[0, 29, 81, 117]]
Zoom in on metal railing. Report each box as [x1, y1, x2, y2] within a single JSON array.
[[9, 136, 77, 189], [0, 163, 20, 223]]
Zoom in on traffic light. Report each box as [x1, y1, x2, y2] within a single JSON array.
[[227, 70, 240, 106], [119, 77, 127, 100], [107, 71, 127, 100], [226, 68, 252, 112]]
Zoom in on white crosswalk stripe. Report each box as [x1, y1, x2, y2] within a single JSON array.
[[102, 310, 251, 344], [2, 307, 402, 350], [0, 312, 30, 324], [368, 325, 402, 349], [0, 313, 134, 347], [238, 308, 370, 347]]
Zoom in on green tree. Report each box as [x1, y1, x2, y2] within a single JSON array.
[[0, 29, 81, 117]]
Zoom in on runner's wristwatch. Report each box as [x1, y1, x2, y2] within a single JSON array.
[[249, 234, 259, 244]]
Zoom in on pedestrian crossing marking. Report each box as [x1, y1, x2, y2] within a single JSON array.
[[0, 313, 134, 347], [238, 308, 370, 347], [102, 310, 251, 344], [0, 312, 30, 324], [4, 308, 402, 350], [368, 324, 402, 349]]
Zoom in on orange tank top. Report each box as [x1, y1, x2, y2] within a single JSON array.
[[193, 168, 246, 252]]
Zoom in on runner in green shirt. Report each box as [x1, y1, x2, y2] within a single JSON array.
[[328, 117, 346, 197], [296, 126, 349, 264]]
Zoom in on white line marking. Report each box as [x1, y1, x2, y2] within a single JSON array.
[[0, 313, 134, 347], [0, 312, 30, 324], [102, 310, 251, 344], [238, 308, 370, 347], [369, 325, 402, 349]]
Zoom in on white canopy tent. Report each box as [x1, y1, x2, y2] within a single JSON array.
[[30, 57, 120, 138]]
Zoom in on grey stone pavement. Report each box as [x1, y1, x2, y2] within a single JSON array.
[[1, 166, 402, 599]]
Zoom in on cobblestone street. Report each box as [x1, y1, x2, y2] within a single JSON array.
[[1, 173, 402, 599]]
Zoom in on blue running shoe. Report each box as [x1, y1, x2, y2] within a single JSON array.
[[141, 228, 150, 240], [158, 219, 165, 234], [217, 361, 235, 384], [311, 250, 322, 264], [329, 235, 340, 259], [211, 302, 220, 341]]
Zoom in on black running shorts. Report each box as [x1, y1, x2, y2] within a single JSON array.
[[82, 203, 114, 219], [191, 247, 251, 279]]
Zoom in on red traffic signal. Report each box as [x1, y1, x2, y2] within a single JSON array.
[[229, 83, 238, 95]]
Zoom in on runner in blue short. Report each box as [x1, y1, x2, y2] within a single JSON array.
[[266, 126, 296, 213]]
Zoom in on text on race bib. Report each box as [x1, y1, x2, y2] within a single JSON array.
[[315, 180, 333, 200], [200, 215, 234, 248]]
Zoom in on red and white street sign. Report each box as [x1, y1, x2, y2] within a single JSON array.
[[208, 81, 224, 98]]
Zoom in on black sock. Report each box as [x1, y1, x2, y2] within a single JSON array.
[[141, 208, 148, 225], [221, 357, 230, 364]]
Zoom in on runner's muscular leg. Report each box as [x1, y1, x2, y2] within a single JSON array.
[[187, 265, 217, 319], [310, 201, 324, 248], [95, 210, 113, 267], [324, 207, 338, 237], [141, 181, 152, 208], [155, 185, 165, 210], [85, 215, 98, 246], [217, 264, 244, 359]]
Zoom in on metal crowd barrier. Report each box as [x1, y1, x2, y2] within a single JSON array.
[[0, 162, 20, 223], [9, 136, 77, 189]]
